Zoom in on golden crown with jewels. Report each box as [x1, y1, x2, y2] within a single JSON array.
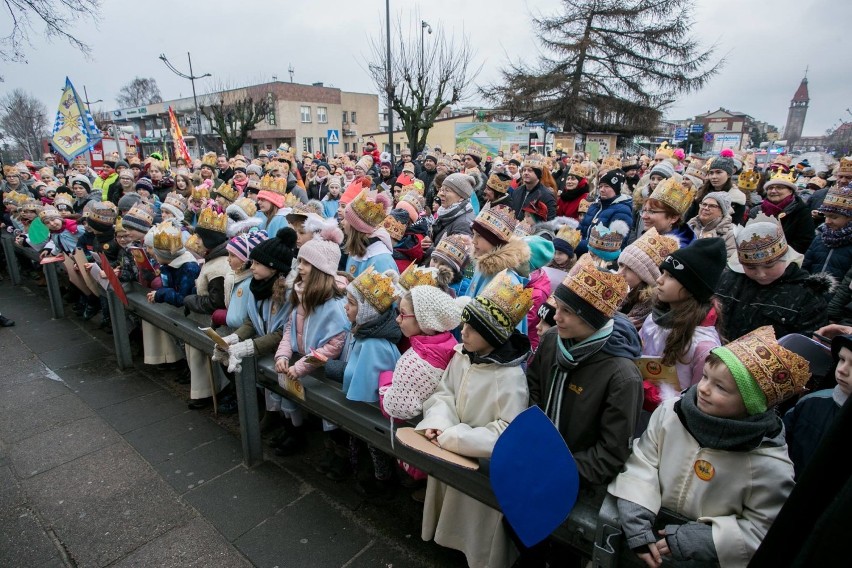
[[352, 266, 399, 314]]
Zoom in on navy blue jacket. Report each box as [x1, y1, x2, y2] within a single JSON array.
[[576, 194, 634, 255], [802, 226, 852, 280]]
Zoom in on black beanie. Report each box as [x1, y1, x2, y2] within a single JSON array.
[[658, 237, 726, 303], [194, 226, 229, 250], [249, 227, 297, 272], [599, 169, 626, 194]]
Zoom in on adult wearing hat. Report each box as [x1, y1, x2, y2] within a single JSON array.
[[373, 160, 397, 194], [307, 161, 332, 201], [70, 175, 97, 215], [749, 170, 815, 254], [394, 148, 421, 177], [686, 191, 737, 258], [421, 172, 477, 261], [417, 153, 438, 197], [556, 162, 590, 219], [94, 156, 119, 202], [511, 156, 557, 222]]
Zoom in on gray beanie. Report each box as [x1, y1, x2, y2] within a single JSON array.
[[246, 164, 264, 177], [70, 175, 91, 192], [703, 191, 732, 218], [442, 173, 476, 199], [709, 157, 736, 176], [650, 161, 675, 179], [117, 192, 142, 213]]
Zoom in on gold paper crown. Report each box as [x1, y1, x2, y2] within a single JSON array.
[[401, 182, 423, 196], [514, 220, 533, 237], [578, 200, 591, 214], [184, 233, 205, 257], [766, 169, 797, 188], [381, 213, 408, 241], [522, 156, 545, 170], [196, 207, 228, 233], [654, 141, 674, 159], [568, 162, 590, 178], [398, 263, 438, 291], [555, 225, 582, 250], [259, 174, 287, 194], [215, 182, 238, 203], [190, 186, 210, 201], [232, 197, 257, 218], [836, 156, 852, 176], [349, 190, 389, 229], [649, 178, 695, 215], [473, 204, 517, 242], [589, 221, 629, 253], [471, 270, 534, 331], [433, 233, 472, 271], [38, 205, 61, 222], [21, 198, 40, 211], [400, 191, 425, 211], [562, 262, 628, 319], [486, 173, 511, 194], [600, 155, 622, 172], [115, 216, 124, 232], [53, 193, 74, 209], [88, 201, 118, 225], [464, 146, 482, 160], [3, 191, 29, 207], [738, 170, 761, 191], [352, 266, 399, 314], [151, 222, 184, 254], [284, 192, 301, 208], [736, 213, 788, 266]]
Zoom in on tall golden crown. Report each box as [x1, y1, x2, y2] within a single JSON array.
[[114, 216, 124, 232], [184, 233, 205, 257], [4, 191, 29, 207], [568, 162, 590, 178], [398, 263, 438, 291], [349, 190, 389, 229], [522, 156, 545, 170], [196, 207, 228, 233], [649, 177, 696, 215], [767, 169, 797, 187], [190, 186, 210, 201], [476, 270, 534, 329], [259, 174, 287, 194], [556, 225, 582, 250], [381, 214, 408, 241], [738, 170, 761, 191], [655, 141, 674, 159], [283, 192, 301, 208], [563, 263, 628, 319], [232, 197, 257, 218], [352, 266, 399, 314], [600, 155, 622, 172], [215, 182, 238, 202], [202, 153, 218, 168], [151, 222, 184, 254]]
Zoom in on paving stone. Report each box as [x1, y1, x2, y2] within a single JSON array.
[[0, 505, 61, 568], [0, 355, 46, 382], [8, 416, 122, 478], [97, 390, 188, 434], [66, 372, 160, 410], [16, 321, 97, 354], [0, 392, 94, 444], [124, 411, 233, 465], [38, 340, 112, 370], [0, 375, 70, 412], [0, 465, 25, 510], [234, 490, 372, 567], [20, 443, 195, 568], [345, 540, 441, 568], [110, 517, 251, 568], [183, 462, 305, 540]]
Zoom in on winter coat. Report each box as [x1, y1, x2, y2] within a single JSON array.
[[802, 225, 852, 280], [556, 190, 589, 220], [153, 251, 200, 307], [715, 264, 831, 341], [639, 308, 720, 390], [608, 396, 795, 568], [416, 168, 437, 195], [467, 237, 530, 299], [344, 232, 398, 279], [93, 172, 118, 201], [510, 181, 557, 221], [576, 194, 634, 256], [416, 333, 530, 568], [749, 195, 815, 255], [665, 223, 695, 249], [183, 242, 230, 322], [828, 265, 852, 323], [423, 201, 475, 260], [224, 270, 253, 328], [527, 314, 644, 485], [783, 388, 845, 479], [391, 232, 425, 272], [307, 177, 331, 201], [151, 176, 175, 202], [687, 214, 737, 259], [525, 268, 552, 352]]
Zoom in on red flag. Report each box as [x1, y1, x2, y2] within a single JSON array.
[[168, 106, 192, 164]]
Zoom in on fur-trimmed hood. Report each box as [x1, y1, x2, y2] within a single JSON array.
[[804, 271, 837, 295], [475, 236, 531, 277], [226, 216, 263, 237]]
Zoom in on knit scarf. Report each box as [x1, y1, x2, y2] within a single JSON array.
[[650, 305, 675, 328], [436, 199, 470, 219], [544, 320, 613, 427], [249, 274, 277, 301], [674, 386, 781, 451], [559, 182, 587, 203], [821, 223, 852, 249], [760, 194, 795, 217]]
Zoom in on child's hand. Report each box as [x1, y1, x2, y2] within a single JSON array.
[[39, 250, 49, 259], [98, 269, 107, 279], [424, 429, 443, 446], [636, 542, 663, 568], [286, 367, 299, 380], [421, 236, 432, 250], [655, 531, 671, 558], [816, 324, 852, 340], [275, 357, 289, 373], [146, 290, 157, 303], [84, 262, 93, 270]]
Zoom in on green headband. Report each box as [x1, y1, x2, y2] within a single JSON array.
[[712, 346, 768, 415]]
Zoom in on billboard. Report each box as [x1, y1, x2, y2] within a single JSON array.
[[712, 134, 741, 153], [455, 122, 530, 156]]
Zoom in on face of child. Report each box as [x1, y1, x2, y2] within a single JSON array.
[[161, 209, 175, 221], [328, 184, 341, 197], [536, 318, 552, 339], [292, 222, 310, 247], [742, 259, 788, 286], [472, 230, 495, 257], [824, 212, 851, 231], [553, 300, 597, 341], [21, 209, 36, 220], [215, 196, 229, 209], [617, 264, 642, 290], [46, 218, 63, 231], [707, 168, 729, 188], [396, 296, 423, 338], [836, 346, 852, 397], [250, 260, 275, 280], [228, 252, 246, 271], [296, 258, 312, 279], [697, 361, 747, 419], [345, 293, 359, 323], [648, 174, 664, 191], [126, 229, 145, 242], [72, 184, 88, 198], [460, 322, 493, 355], [116, 231, 133, 246], [655, 270, 690, 304], [137, 189, 151, 199], [552, 251, 570, 267], [257, 198, 272, 213]]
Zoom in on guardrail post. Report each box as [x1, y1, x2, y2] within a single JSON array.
[[2, 236, 21, 285], [107, 290, 133, 369], [42, 261, 65, 318], [234, 356, 263, 467]]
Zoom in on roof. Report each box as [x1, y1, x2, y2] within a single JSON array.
[[792, 78, 810, 103]]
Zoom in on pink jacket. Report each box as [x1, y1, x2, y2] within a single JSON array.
[[525, 269, 553, 352]]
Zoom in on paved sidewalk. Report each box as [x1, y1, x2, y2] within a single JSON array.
[[0, 277, 462, 567]]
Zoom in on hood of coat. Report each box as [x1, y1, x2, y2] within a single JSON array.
[[354, 306, 402, 343], [785, 264, 837, 295], [475, 237, 531, 277], [600, 313, 643, 359]]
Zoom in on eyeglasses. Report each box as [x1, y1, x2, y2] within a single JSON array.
[[699, 202, 720, 210], [641, 209, 667, 215]]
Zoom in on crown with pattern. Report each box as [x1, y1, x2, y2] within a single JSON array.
[[654, 141, 674, 159], [38, 205, 61, 222], [738, 170, 761, 191], [214, 182, 238, 203], [649, 177, 695, 215], [190, 185, 210, 200], [836, 156, 852, 176], [397, 263, 438, 291], [472, 204, 518, 244], [401, 181, 423, 196], [3, 191, 29, 207], [736, 213, 788, 266], [196, 207, 228, 233], [351, 266, 399, 314], [88, 201, 118, 225], [53, 193, 74, 210], [600, 155, 623, 172], [348, 189, 389, 229], [522, 155, 545, 171], [513, 220, 533, 237], [712, 326, 809, 415], [283, 192, 301, 208], [381, 212, 408, 241], [559, 262, 628, 319], [164, 192, 188, 213], [555, 224, 582, 250], [230, 196, 258, 219], [432, 233, 473, 273], [820, 184, 852, 217], [21, 198, 40, 212], [464, 146, 482, 160], [399, 190, 425, 212], [578, 199, 591, 214], [486, 173, 511, 194], [589, 220, 630, 254], [151, 221, 184, 254], [567, 162, 590, 178], [765, 169, 798, 191], [462, 270, 534, 346]]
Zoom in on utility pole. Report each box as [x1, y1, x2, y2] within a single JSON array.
[[386, 0, 393, 157], [159, 52, 211, 154]]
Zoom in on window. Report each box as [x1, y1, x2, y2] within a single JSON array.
[[302, 137, 313, 154], [300, 106, 311, 123], [394, 143, 401, 156], [342, 111, 348, 124], [317, 107, 328, 124], [344, 142, 350, 153], [319, 137, 328, 155], [351, 111, 357, 124]]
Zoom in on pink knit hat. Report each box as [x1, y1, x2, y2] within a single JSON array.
[[298, 221, 344, 275]]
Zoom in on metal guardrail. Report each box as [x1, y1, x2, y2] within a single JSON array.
[[2, 233, 65, 318]]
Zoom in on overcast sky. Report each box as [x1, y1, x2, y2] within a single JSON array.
[[4, 0, 850, 136]]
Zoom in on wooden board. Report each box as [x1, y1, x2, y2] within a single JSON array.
[[395, 427, 479, 470], [100, 253, 128, 306], [634, 357, 680, 390], [73, 249, 101, 296]]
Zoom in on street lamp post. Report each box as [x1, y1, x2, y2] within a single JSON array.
[[159, 52, 211, 154], [385, 0, 394, 157]]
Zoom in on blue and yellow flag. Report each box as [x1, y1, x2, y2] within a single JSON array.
[[51, 77, 103, 161]]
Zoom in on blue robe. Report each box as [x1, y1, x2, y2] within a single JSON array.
[[289, 296, 349, 356], [340, 329, 401, 403]]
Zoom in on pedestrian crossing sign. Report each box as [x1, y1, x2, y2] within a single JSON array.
[[327, 129, 339, 144]]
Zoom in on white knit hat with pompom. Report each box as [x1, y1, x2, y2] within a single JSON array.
[[297, 218, 343, 275]]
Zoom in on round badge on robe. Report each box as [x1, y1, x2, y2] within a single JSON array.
[[103, 243, 110, 250], [694, 459, 715, 481], [236, 288, 243, 297]]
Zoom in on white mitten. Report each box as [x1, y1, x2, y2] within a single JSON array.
[[212, 345, 229, 363], [227, 339, 255, 373], [221, 333, 240, 345]]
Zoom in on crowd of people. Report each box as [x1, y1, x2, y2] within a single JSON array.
[[2, 139, 852, 567]]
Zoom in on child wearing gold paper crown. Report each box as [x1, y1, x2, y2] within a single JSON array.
[[416, 270, 532, 568], [342, 189, 397, 278], [608, 326, 805, 568]]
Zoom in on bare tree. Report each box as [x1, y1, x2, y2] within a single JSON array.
[[115, 77, 163, 108], [199, 81, 272, 157], [367, 17, 481, 155], [0, 89, 48, 159], [482, 0, 723, 138], [1, 0, 101, 64]]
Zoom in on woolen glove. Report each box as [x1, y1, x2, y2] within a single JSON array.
[[212, 345, 229, 363], [221, 333, 240, 345], [227, 339, 255, 373]]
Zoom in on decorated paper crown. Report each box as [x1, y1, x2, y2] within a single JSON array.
[[214, 182, 238, 203], [555, 224, 582, 250], [88, 201, 118, 225], [3, 191, 29, 207], [578, 200, 591, 214], [381, 213, 408, 241], [122, 205, 154, 228], [622, 227, 679, 283], [600, 155, 622, 172], [38, 205, 61, 222], [115, 216, 124, 232], [399, 190, 425, 212], [522, 155, 545, 171], [184, 233, 206, 257], [401, 181, 423, 196], [53, 193, 73, 210], [164, 192, 188, 213], [397, 263, 438, 291], [738, 170, 761, 191], [770, 154, 793, 170], [463, 270, 534, 343], [21, 198, 40, 212], [589, 220, 629, 253], [649, 177, 696, 215], [287, 201, 322, 220], [190, 186, 210, 200], [820, 184, 852, 217], [351, 266, 399, 314], [765, 169, 798, 190], [432, 233, 473, 273], [349, 189, 389, 229], [567, 162, 590, 178], [473, 204, 518, 243], [229, 197, 256, 218], [284, 192, 301, 208], [836, 156, 852, 176], [736, 213, 788, 266], [654, 141, 674, 159], [561, 262, 628, 319], [196, 207, 228, 233], [151, 221, 184, 254], [259, 174, 287, 194], [464, 146, 482, 160], [621, 157, 638, 169], [712, 326, 809, 415], [486, 173, 511, 194], [513, 220, 533, 237]]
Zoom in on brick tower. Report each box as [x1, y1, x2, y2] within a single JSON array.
[[783, 76, 809, 147]]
